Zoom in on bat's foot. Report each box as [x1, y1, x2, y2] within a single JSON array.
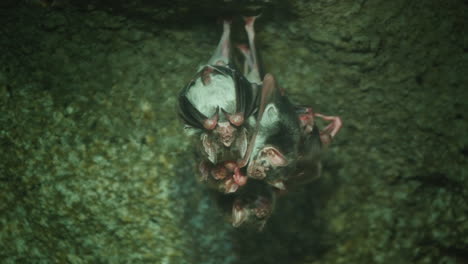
[[296, 106, 342, 145], [296, 106, 315, 134], [314, 113, 342, 146], [241, 15, 262, 84], [208, 20, 232, 66]]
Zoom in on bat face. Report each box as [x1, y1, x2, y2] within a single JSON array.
[[247, 146, 288, 179], [231, 180, 276, 230], [232, 195, 274, 230], [179, 65, 258, 164]]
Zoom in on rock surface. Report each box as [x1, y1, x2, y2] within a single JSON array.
[[1, 0, 467, 263]]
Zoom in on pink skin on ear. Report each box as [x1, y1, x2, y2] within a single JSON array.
[[247, 146, 288, 179], [264, 147, 288, 167]]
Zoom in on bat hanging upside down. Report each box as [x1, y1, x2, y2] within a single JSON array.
[[178, 16, 342, 230]]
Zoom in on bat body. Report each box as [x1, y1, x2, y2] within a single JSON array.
[[245, 75, 302, 189]]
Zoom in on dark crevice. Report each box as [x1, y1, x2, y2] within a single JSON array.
[[407, 173, 462, 191], [460, 147, 468, 157]]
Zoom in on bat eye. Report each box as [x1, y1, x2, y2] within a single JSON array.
[[228, 113, 244, 127]]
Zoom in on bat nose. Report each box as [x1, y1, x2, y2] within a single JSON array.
[[218, 121, 230, 128], [217, 122, 232, 133]]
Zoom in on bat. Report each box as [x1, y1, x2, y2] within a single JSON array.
[[178, 15, 342, 229]]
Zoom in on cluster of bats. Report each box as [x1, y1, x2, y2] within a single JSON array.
[[178, 17, 342, 230]]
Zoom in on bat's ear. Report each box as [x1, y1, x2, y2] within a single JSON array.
[[232, 200, 248, 227], [261, 103, 279, 127], [201, 134, 218, 164], [264, 146, 288, 167]]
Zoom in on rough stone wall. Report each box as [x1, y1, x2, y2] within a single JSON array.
[[0, 2, 236, 264], [1, 0, 466, 263]]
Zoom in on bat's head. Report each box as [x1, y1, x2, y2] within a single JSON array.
[[179, 65, 258, 163], [231, 182, 276, 230]]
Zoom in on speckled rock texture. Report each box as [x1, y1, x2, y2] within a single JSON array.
[[1, 0, 467, 263]]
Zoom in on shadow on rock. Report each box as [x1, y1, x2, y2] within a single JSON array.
[[232, 157, 343, 264]]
